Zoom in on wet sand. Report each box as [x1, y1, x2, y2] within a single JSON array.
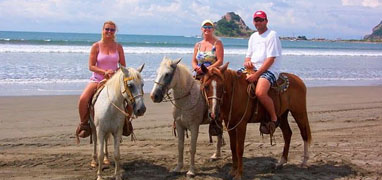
[[0, 86, 381, 179]]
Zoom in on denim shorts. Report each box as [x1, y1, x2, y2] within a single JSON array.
[[260, 71, 277, 86]]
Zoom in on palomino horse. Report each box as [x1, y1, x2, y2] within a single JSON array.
[[200, 63, 311, 180], [89, 65, 146, 180], [150, 57, 223, 176]]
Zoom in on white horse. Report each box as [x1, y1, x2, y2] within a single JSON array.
[[89, 65, 146, 180], [150, 57, 223, 176]]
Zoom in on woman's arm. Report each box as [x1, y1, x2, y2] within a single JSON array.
[[209, 40, 223, 68], [118, 43, 126, 67], [192, 42, 201, 73], [88, 42, 105, 75]]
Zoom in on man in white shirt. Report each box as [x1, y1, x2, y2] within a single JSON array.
[[244, 10, 282, 134]]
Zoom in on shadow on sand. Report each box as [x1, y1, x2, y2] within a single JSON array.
[[101, 156, 357, 180]]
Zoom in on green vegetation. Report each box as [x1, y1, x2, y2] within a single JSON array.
[[214, 12, 253, 38]]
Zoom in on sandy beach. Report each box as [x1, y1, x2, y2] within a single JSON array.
[[0, 86, 381, 180]]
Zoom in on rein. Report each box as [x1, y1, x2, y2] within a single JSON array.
[[225, 75, 251, 132], [165, 80, 201, 111]]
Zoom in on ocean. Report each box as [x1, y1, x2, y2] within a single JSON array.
[[1, 31, 382, 96]]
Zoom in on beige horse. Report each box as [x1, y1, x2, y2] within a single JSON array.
[[150, 57, 223, 176]]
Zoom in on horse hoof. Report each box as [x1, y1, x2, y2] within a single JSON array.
[[186, 170, 195, 177], [115, 175, 122, 180], [300, 163, 308, 169], [233, 175, 242, 180], [275, 163, 284, 170], [103, 158, 111, 165], [171, 165, 183, 173], [209, 153, 221, 161], [90, 160, 97, 168]]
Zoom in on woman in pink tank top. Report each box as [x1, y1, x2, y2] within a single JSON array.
[[76, 21, 126, 139]]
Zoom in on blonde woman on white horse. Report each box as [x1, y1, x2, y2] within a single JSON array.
[[76, 21, 130, 139]]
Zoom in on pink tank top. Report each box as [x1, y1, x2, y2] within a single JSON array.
[[90, 42, 120, 82]]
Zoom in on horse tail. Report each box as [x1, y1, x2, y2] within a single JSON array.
[[304, 113, 312, 145]]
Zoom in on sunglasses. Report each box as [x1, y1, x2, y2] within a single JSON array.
[[202, 25, 213, 30], [253, 18, 265, 22], [104, 28, 116, 32]]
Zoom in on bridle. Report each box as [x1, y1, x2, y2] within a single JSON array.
[[153, 67, 199, 111], [106, 73, 143, 117], [201, 79, 225, 105], [202, 73, 251, 132], [122, 76, 143, 105]]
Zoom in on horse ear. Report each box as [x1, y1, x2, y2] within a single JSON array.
[[121, 66, 130, 76], [137, 63, 145, 73], [201, 64, 208, 74], [219, 62, 229, 73], [171, 58, 182, 68], [174, 58, 182, 65]]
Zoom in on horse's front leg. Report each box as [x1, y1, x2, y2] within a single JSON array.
[[210, 134, 223, 160], [187, 125, 199, 176], [234, 126, 247, 180], [113, 130, 123, 180], [97, 130, 105, 180], [172, 122, 185, 173], [228, 130, 238, 177]]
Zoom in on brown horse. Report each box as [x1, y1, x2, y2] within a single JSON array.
[[200, 63, 311, 180]]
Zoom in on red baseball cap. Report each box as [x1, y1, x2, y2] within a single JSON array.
[[253, 11, 267, 19]]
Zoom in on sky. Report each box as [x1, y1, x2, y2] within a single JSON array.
[[0, 0, 381, 39]]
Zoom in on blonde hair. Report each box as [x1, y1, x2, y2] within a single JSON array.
[[101, 21, 117, 42]]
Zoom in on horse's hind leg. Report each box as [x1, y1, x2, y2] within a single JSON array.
[[277, 111, 292, 169], [91, 127, 97, 168], [291, 110, 311, 167], [103, 134, 111, 165]]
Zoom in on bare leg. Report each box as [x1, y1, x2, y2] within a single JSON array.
[[78, 82, 98, 137], [255, 78, 277, 122]]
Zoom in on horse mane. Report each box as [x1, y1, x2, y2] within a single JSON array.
[[207, 67, 225, 81], [106, 67, 143, 96], [160, 57, 192, 87]]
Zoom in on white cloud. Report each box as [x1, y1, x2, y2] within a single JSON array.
[[0, 0, 381, 38], [342, 0, 382, 7]]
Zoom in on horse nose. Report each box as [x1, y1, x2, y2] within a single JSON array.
[[209, 112, 216, 120], [135, 105, 146, 116], [150, 92, 162, 103]]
